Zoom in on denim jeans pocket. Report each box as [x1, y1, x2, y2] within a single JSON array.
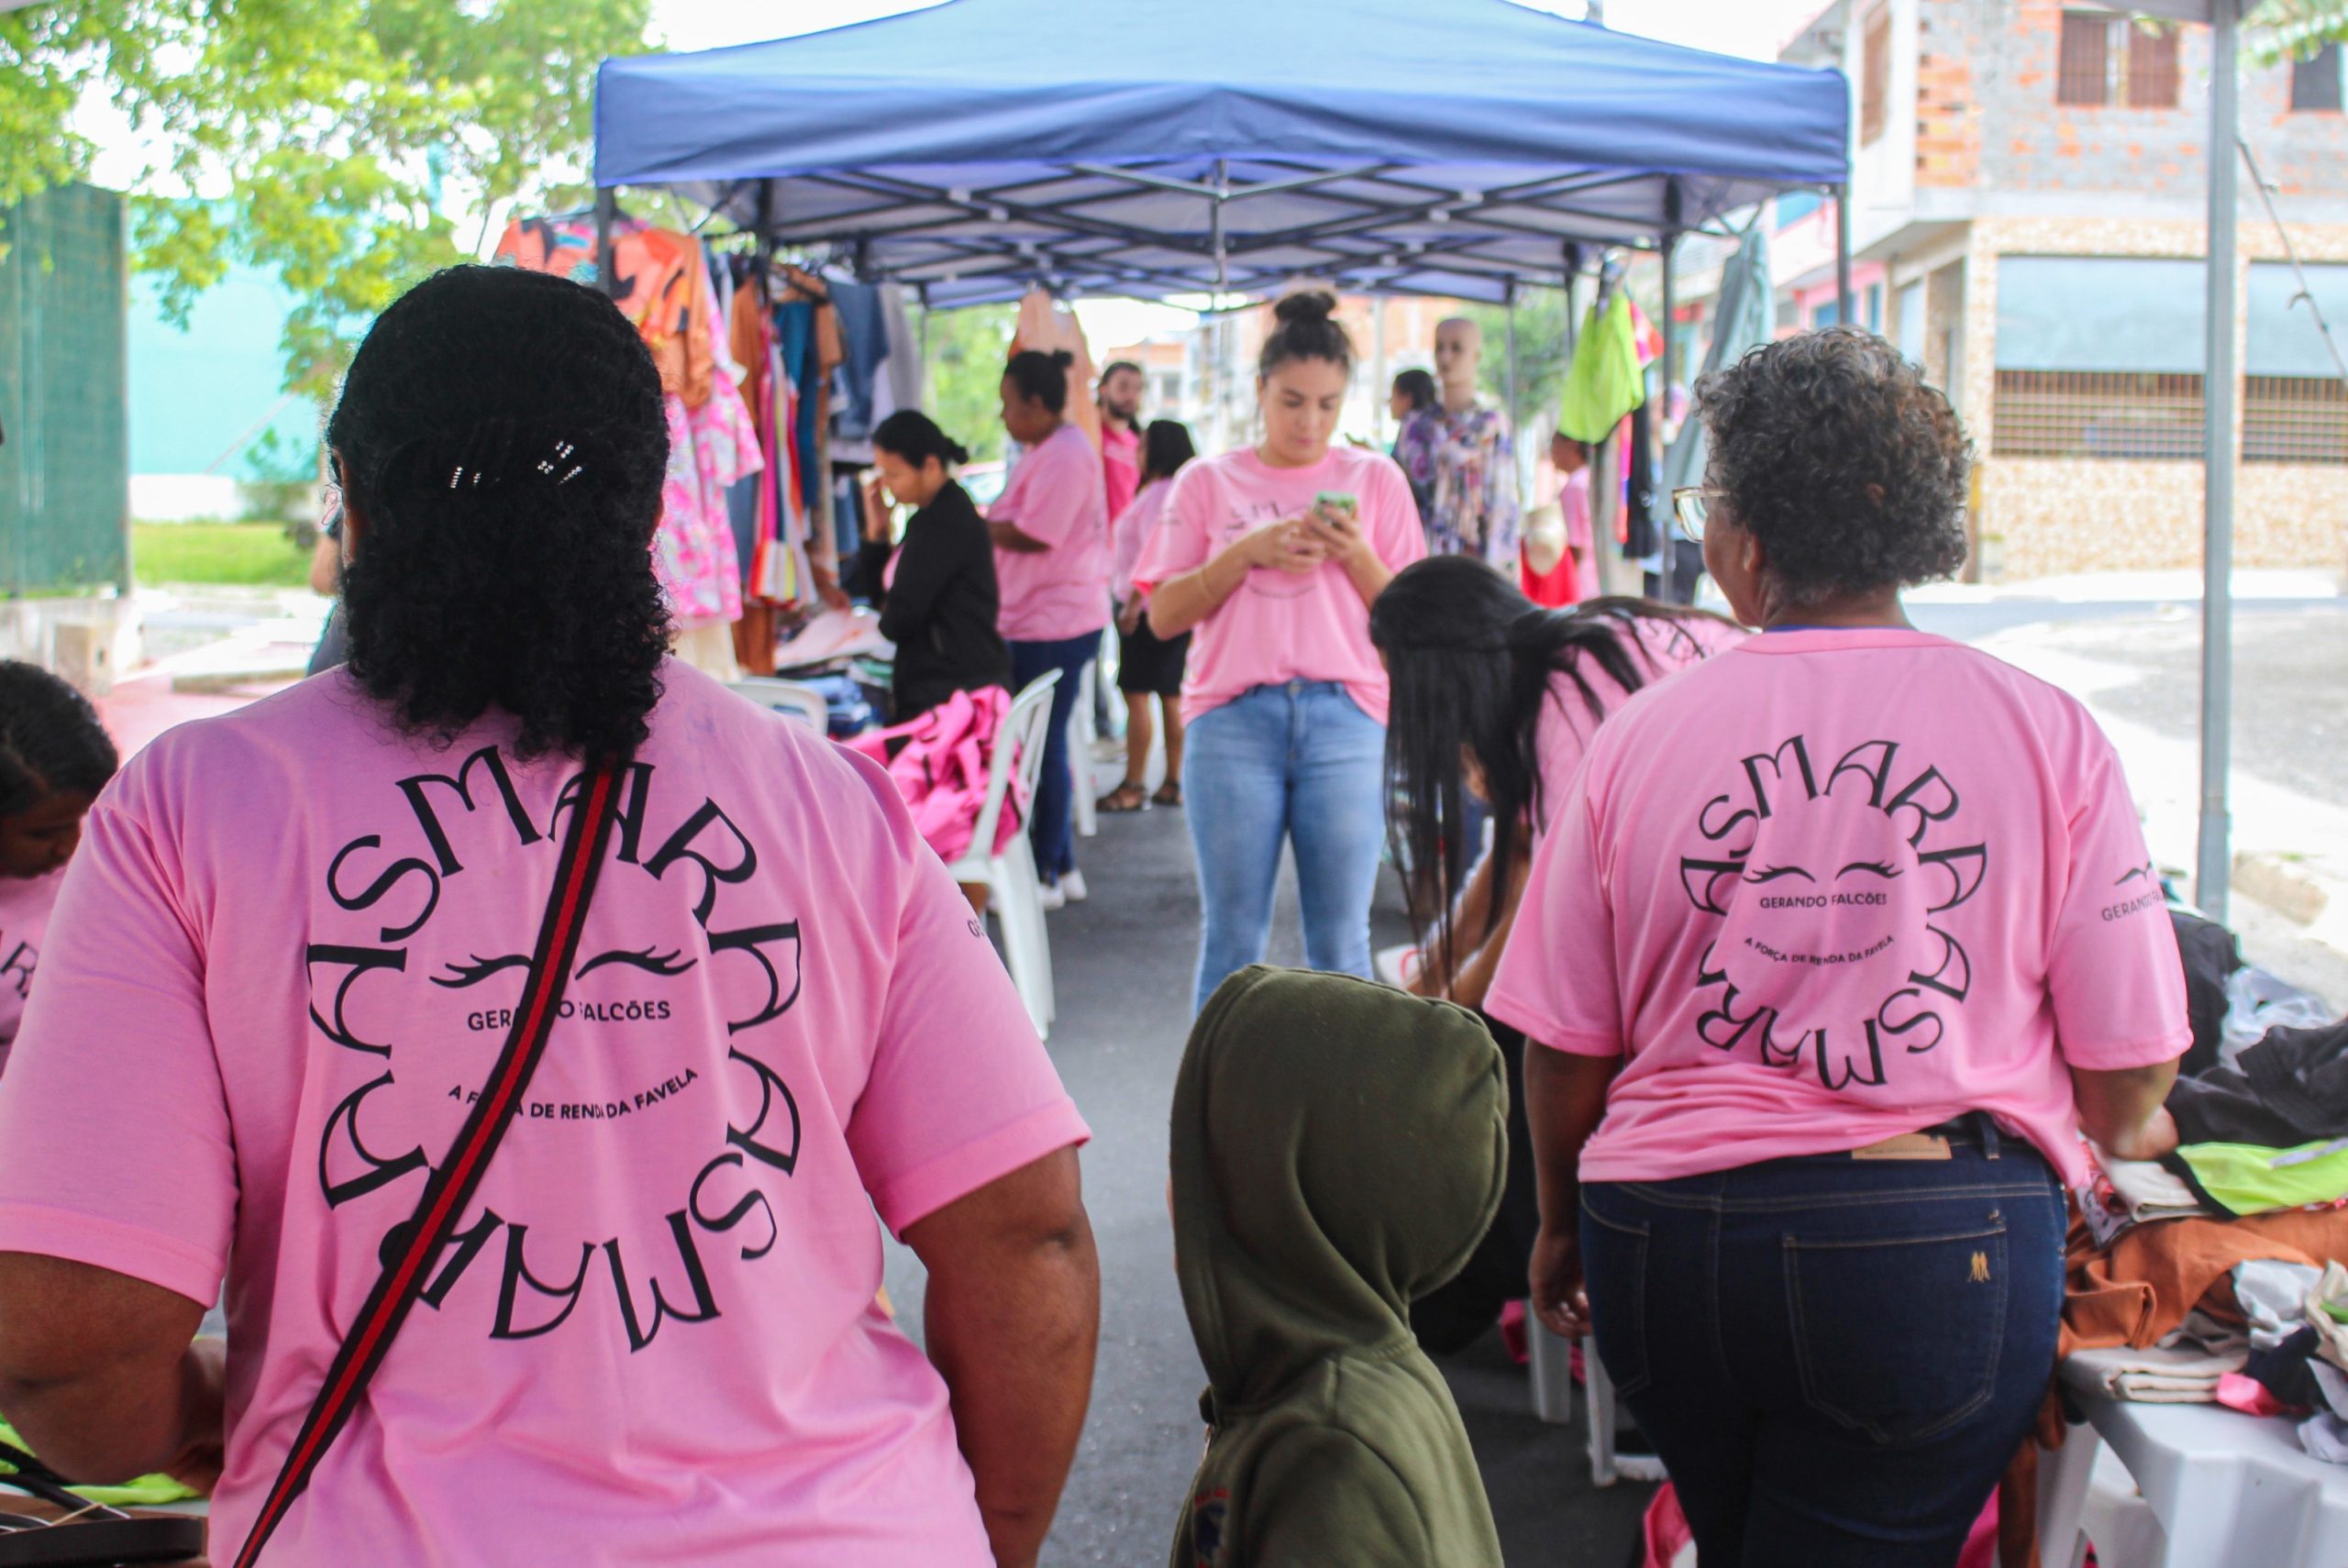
[[1785, 1215, 2010, 1448], [1578, 1191, 1653, 1399]]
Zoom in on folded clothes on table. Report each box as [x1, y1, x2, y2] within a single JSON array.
[[2068, 1316, 2249, 1403]]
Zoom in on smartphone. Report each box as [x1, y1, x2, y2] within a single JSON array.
[[1314, 491, 1358, 525]]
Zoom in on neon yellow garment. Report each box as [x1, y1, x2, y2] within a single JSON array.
[[0, 1419, 198, 1507], [1556, 292, 1646, 445], [2168, 1136, 2348, 1219]]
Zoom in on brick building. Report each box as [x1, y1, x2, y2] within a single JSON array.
[[1776, 0, 2348, 580]]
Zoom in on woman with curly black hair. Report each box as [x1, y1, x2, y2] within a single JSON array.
[[1490, 329, 2188, 1566], [0, 266, 1098, 1568]]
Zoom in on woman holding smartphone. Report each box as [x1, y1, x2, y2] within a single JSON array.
[[1137, 292, 1426, 1009]]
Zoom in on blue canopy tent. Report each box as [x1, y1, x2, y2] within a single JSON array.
[[591, 0, 1852, 311]]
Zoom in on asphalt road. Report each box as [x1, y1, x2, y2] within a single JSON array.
[[883, 798, 1652, 1568]]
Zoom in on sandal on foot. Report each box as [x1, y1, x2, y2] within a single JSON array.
[[1097, 781, 1149, 813], [1152, 782, 1184, 808]]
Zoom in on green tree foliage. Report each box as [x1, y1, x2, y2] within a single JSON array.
[[2249, 0, 2348, 64], [914, 303, 1020, 465], [3, 0, 651, 399]]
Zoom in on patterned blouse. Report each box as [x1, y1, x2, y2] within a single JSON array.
[[1393, 403, 1521, 568]]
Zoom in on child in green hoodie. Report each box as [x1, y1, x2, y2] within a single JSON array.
[[1168, 966, 1508, 1568]]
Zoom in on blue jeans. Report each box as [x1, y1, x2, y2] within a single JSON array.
[[1009, 633, 1097, 885], [1579, 1127, 2066, 1568], [1181, 681, 1386, 1011]]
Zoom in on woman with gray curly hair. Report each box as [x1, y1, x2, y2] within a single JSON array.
[[1487, 328, 2188, 1566]]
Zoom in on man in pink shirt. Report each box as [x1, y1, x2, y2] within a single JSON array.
[[1096, 360, 1143, 523], [1490, 330, 2186, 1568], [0, 268, 1099, 1568]]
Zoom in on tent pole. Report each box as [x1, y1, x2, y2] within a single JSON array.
[[1213, 160, 1231, 454], [1833, 182, 1853, 325], [1505, 280, 1521, 460], [2198, 0, 2241, 922], [595, 187, 618, 300], [1660, 227, 1679, 602]]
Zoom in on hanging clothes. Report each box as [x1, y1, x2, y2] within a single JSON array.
[[1557, 290, 1646, 445], [493, 216, 714, 408], [653, 304, 762, 630]]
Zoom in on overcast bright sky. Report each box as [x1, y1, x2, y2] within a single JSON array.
[[652, 0, 1825, 59]]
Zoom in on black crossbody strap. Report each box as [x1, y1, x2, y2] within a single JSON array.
[[231, 756, 629, 1568]]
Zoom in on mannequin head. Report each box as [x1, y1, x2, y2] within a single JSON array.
[[1434, 317, 1482, 410]]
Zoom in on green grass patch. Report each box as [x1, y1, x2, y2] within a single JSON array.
[[133, 524, 311, 590]]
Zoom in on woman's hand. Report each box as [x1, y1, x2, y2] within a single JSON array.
[[1300, 502, 1370, 569], [1240, 518, 1325, 576], [1529, 1225, 1589, 1341], [861, 473, 893, 544], [1116, 596, 1146, 636]]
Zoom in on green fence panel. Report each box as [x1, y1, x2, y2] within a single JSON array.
[[0, 183, 130, 597]]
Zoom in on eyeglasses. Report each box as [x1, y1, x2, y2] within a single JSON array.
[[1672, 486, 1728, 541]]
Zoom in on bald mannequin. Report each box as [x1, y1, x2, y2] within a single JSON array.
[[1434, 317, 1483, 415], [1394, 316, 1520, 569]]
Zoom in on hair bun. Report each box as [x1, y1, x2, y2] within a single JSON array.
[[1274, 290, 1339, 326], [1050, 349, 1075, 369]]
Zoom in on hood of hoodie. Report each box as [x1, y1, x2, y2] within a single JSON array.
[[1170, 966, 1507, 1410]]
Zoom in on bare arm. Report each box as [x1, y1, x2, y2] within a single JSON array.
[[1524, 1046, 1620, 1341], [2074, 1060, 2181, 1162], [988, 520, 1051, 555], [1441, 844, 1533, 1013], [906, 1145, 1100, 1568], [1146, 521, 1314, 639], [0, 1254, 220, 1490], [1410, 849, 1497, 998]]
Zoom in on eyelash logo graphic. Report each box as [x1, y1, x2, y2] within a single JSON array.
[[2114, 861, 2156, 888], [1678, 735, 1988, 1094], [305, 745, 810, 1355]]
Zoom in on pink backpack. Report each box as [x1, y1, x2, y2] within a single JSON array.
[[845, 687, 1026, 866]]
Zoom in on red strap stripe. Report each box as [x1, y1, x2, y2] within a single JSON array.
[[231, 761, 623, 1568]]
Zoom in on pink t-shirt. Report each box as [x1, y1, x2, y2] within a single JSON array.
[[1529, 615, 1745, 836], [1110, 478, 1169, 605], [1102, 421, 1140, 525], [991, 422, 1110, 644], [0, 869, 60, 1072], [0, 662, 1089, 1567], [1487, 629, 2189, 1187], [1134, 446, 1426, 724]]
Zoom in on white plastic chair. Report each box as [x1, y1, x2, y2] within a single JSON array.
[[725, 677, 830, 731], [947, 671, 1060, 1037]]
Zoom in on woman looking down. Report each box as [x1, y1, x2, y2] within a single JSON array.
[[1138, 291, 1427, 1010]]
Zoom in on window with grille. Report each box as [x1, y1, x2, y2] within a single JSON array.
[[2126, 26, 2180, 106], [2057, 12, 2180, 108], [2292, 44, 2344, 113], [2058, 11, 2110, 105], [1862, 6, 1892, 145], [2244, 377, 2348, 463], [1992, 370, 2204, 459]]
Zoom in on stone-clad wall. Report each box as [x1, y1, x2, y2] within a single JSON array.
[[1955, 217, 2348, 582]]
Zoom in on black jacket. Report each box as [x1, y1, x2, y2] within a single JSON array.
[[844, 480, 1012, 721]]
